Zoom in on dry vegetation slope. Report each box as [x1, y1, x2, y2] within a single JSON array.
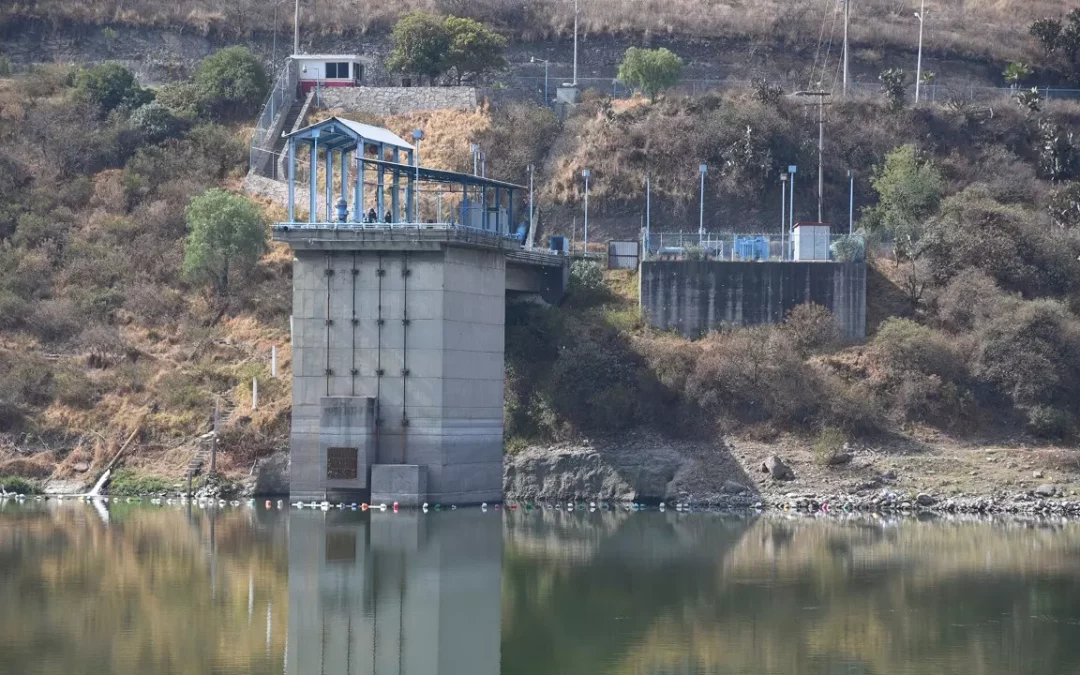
[[0, 0, 1066, 62], [0, 66, 293, 487]]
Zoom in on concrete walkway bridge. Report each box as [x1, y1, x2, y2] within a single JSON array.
[[272, 117, 567, 506]]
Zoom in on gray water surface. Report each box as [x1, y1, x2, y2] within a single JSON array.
[[2, 502, 1080, 675]]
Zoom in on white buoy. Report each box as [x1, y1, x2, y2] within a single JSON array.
[[422, 502, 429, 509], [320, 503, 329, 511], [277, 500, 284, 509], [378, 503, 387, 511], [451, 505, 457, 510], [481, 502, 488, 508]]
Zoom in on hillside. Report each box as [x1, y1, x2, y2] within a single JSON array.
[[0, 0, 1067, 65], [2, 27, 1080, 497]]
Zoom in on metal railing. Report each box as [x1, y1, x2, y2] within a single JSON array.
[[643, 231, 865, 262], [249, 60, 299, 178]]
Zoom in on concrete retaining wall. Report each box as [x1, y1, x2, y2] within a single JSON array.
[[319, 86, 478, 115], [640, 260, 866, 340]]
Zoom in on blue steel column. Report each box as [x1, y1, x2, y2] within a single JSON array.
[[377, 143, 385, 219], [406, 149, 415, 223], [481, 186, 487, 231], [391, 148, 400, 223], [308, 136, 317, 223], [340, 150, 349, 213], [353, 151, 363, 223], [494, 187, 501, 235], [508, 188, 514, 238], [287, 136, 296, 223], [325, 147, 333, 223], [461, 182, 468, 227]]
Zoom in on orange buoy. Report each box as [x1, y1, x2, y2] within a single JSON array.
[[265, 500, 272, 508], [361, 503, 369, 511]]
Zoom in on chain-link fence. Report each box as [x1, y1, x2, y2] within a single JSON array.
[[494, 75, 1080, 107], [643, 231, 865, 262], [249, 60, 299, 178]]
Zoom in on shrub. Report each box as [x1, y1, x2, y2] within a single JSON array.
[[830, 233, 865, 262], [387, 12, 451, 83], [0, 56, 11, 77], [870, 318, 971, 424], [72, 62, 153, 116], [873, 318, 962, 380], [1025, 405, 1074, 439], [567, 260, 607, 306], [444, 16, 507, 83], [129, 101, 184, 144], [784, 303, 839, 355], [972, 299, 1080, 408], [155, 81, 202, 119], [879, 68, 907, 111], [107, 469, 175, 496], [192, 47, 268, 121], [0, 476, 41, 495], [812, 426, 848, 465], [27, 298, 82, 344], [182, 189, 268, 297], [618, 47, 684, 100], [935, 269, 1011, 332]]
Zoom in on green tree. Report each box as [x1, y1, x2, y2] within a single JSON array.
[[1004, 61, 1031, 85], [879, 68, 906, 111], [1031, 17, 1063, 55], [617, 47, 684, 100], [444, 17, 507, 84], [182, 189, 267, 297], [386, 12, 450, 84], [73, 63, 153, 116], [192, 47, 268, 121], [862, 145, 944, 259]]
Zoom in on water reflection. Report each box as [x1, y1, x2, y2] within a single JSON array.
[[287, 509, 501, 675], [4, 500, 1080, 675]]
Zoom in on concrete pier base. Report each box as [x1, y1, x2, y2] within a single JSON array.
[[371, 464, 428, 506]]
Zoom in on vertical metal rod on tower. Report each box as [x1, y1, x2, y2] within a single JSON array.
[[271, 345, 278, 378], [211, 398, 219, 474], [253, 378, 259, 411], [645, 169, 651, 246]]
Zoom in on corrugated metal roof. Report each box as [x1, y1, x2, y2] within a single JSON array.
[[286, 116, 414, 151]]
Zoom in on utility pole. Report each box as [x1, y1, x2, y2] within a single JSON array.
[[795, 90, 830, 223], [842, 0, 850, 99], [293, 0, 300, 55], [582, 168, 591, 256], [915, 0, 926, 104], [573, 0, 580, 85], [645, 169, 651, 248]]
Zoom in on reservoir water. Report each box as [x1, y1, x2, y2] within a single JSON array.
[[2, 501, 1080, 674]]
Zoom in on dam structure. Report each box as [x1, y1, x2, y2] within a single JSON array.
[[273, 117, 566, 506]]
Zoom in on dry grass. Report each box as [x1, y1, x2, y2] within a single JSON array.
[[2, 0, 1064, 62]]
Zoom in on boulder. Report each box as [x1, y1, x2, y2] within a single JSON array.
[[826, 452, 853, 466], [880, 469, 897, 481], [1033, 470, 1044, 479], [1035, 484, 1057, 497], [916, 493, 936, 506], [72, 462, 90, 473], [760, 455, 795, 481], [722, 480, 749, 495]]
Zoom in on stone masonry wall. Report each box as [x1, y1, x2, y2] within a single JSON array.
[[319, 87, 478, 115]]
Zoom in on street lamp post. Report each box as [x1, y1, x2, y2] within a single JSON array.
[[293, 0, 300, 55], [788, 165, 797, 260], [582, 168, 591, 256], [698, 164, 707, 244], [915, 0, 926, 104], [471, 143, 479, 176], [530, 56, 550, 105]]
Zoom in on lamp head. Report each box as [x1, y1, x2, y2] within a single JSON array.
[[582, 168, 591, 178]]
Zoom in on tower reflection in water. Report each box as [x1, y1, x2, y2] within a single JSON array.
[[286, 509, 501, 675]]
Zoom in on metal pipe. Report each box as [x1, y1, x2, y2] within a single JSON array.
[[842, 0, 849, 99], [293, 0, 300, 55], [698, 164, 707, 244], [848, 169, 855, 235], [528, 165, 535, 248], [582, 168, 591, 256], [788, 165, 797, 260], [573, 0, 579, 85]]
